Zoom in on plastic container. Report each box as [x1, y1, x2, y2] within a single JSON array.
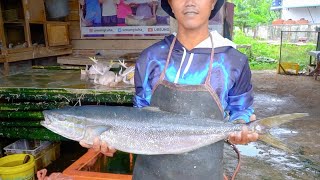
[[278, 62, 300, 75], [4, 139, 51, 157], [0, 154, 35, 180], [33, 142, 60, 171], [45, 0, 69, 19], [3, 139, 60, 171]]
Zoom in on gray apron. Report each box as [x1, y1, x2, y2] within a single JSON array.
[[133, 35, 225, 180]]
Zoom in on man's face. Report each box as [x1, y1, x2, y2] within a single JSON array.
[[169, 0, 216, 30]]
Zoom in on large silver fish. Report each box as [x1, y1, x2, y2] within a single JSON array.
[[41, 105, 308, 155]]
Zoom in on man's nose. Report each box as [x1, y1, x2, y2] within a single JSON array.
[[185, 0, 196, 7]]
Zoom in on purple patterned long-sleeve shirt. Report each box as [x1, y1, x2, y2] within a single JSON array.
[[133, 31, 254, 122]]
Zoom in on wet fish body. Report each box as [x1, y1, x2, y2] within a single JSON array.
[[41, 105, 308, 155]]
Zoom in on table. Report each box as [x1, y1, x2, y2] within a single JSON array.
[[308, 51, 320, 79]]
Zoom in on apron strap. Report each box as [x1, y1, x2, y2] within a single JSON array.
[[159, 36, 177, 82], [224, 140, 241, 180], [205, 33, 215, 85]]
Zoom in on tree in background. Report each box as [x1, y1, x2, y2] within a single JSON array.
[[232, 0, 280, 30]]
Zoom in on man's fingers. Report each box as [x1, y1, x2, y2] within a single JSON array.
[[250, 114, 257, 122], [228, 132, 236, 143], [248, 132, 259, 142], [101, 141, 116, 157], [92, 137, 101, 152], [235, 131, 242, 143], [101, 141, 110, 155], [241, 126, 249, 144], [37, 169, 47, 180], [79, 141, 92, 148]]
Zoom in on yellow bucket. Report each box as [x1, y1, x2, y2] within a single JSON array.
[[0, 154, 35, 180]]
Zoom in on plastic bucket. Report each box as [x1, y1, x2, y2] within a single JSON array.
[[0, 154, 35, 180]]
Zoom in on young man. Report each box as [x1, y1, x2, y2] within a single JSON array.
[[81, 0, 258, 179]]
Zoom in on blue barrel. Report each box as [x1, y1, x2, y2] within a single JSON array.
[[45, 0, 69, 19]]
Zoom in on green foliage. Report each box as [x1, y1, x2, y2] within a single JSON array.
[[234, 30, 279, 70], [233, 0, 279, 29], [233, 31, 316, 71]]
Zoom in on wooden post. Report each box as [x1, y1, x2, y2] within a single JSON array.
[[4, 61, 9, 76], [23, 0, 32, 48]]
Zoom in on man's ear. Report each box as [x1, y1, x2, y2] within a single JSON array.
[[168, 0, 174, 14], [211, 0, 217, 10]]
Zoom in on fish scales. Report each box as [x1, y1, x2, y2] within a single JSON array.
[[41, 105, 308, 155]]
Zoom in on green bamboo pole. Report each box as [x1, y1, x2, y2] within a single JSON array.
[[0, 111, 44, 120], [0, 127, 66, 141], [0, 121, 41, 127], [0, 102, 69, 111], [0, 88, 134, 104]]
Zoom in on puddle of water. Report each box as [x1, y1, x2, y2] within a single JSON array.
[[236, 143, 262, 157]]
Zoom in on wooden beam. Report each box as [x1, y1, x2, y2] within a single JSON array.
[[57, 50, 139, 65], [6, 47, 72, 62], [0, 55, 5, 63], [72, 39, 160, 50]]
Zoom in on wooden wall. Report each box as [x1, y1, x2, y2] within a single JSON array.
[[67, 0, 162, 59]]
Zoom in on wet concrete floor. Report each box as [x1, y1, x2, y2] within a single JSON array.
[[47, 70, 320, 179], [223, 70, 320, 180]]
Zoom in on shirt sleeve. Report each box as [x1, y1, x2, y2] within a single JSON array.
[[133, 51, 152, 108], [226, 57, 254, 123]]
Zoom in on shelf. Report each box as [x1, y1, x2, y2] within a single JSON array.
[[6, 46, 72, 63], [1, 0, 25, 22], [3, 20, 25, 24], [30, 23, 46, 45], [3, 23, 27, 48], [7, 47, 33, 54], [0, 0, 72, 75]]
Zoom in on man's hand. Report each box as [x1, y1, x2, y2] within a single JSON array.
[[228, 114, 259, 145], [79, 137, 117, 157], [37, 169, 73, 180]]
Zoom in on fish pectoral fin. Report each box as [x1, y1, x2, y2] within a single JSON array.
[[82, 125, 109, 144], [259, 133, 293, 153]]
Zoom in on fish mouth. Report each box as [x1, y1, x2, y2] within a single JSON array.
[[41, 111, 86, 141], [41, 111, 55, 126]]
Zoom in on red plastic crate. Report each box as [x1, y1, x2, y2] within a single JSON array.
[[63, 149, 132, 180]]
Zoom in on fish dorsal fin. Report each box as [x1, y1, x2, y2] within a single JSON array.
[[258, 113, 308, 128]]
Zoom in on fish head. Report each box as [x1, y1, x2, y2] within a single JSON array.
[[41, 110, 88, 142], [42, 108, 109, 145]]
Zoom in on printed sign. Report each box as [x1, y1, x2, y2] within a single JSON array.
[[79, 0, 225, 38], [79, 0, 170, 37]]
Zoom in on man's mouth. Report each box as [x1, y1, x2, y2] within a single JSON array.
[[183, 10, 199, 16]]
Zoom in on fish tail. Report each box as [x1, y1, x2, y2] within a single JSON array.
[[259, 133, 293, 153], [257, 113, 309, 128], [254, 113, 309, 153]]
